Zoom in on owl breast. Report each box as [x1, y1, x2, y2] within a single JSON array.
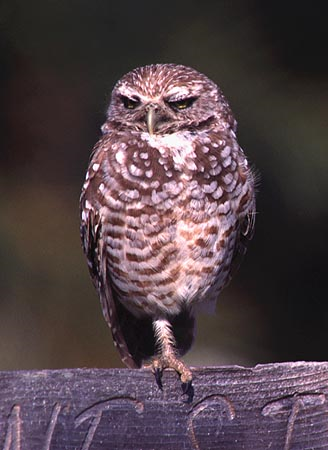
[[82, 127, 253, 318]]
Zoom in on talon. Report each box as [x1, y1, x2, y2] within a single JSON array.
[[154, 367, 163, 390], [181, 379, 191, 394], [181, 380, 194, 403]]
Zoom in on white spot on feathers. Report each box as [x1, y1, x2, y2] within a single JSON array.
[[115, 149, 125, 164]]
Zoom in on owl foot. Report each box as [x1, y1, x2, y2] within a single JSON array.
[[151, 354, 194, 402]]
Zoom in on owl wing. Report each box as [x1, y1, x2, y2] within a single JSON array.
[[80, 203, 156, 368], [228, 191, 256, 284]]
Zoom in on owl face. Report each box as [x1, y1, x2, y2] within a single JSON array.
[[105, 64, 232, 135]]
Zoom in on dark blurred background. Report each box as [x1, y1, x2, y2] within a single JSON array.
[[0, 1, 327, 370]]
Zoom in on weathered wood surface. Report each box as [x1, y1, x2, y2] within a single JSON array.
[[1, 362, 328, 449]]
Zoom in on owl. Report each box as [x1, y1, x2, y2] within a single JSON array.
[[80, 64, 255, 400]]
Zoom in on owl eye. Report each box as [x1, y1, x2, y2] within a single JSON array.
[[121, 95, 140, 110], [167, 97, 197, 111]]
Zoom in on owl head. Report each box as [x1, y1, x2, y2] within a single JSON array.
[[104, 64, 235, 135]]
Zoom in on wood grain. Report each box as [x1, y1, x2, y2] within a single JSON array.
[[0, 362, 328, 449]]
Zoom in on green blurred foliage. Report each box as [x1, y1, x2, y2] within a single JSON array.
[[0, 1, 327, 369]]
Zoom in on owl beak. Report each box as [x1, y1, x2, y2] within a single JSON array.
[[146, 107, 157, 136]]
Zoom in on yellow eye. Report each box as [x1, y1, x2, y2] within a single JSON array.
[[121, 96, 140, 109], [167, 97, 197, 111]]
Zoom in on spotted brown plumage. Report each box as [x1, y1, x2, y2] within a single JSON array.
[[80, 64, 256, 399]]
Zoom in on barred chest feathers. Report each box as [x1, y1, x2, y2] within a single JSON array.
[[82, 127, 253, 318]]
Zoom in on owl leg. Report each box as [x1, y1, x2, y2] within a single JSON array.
[[152, 318, 193, 401]]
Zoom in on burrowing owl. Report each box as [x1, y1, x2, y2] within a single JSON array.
[[80, 64, 255, 400]]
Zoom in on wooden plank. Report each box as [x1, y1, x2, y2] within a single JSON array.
[[0, 362, 328, 449]]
